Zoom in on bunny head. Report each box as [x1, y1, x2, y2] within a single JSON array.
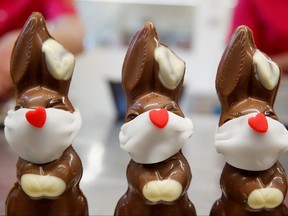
[[122, 22, 186, 122], [10, 12, 75, 112], [216, 25, 281, 126], [214, 26, 288, 171], [119, 23, 193, 164], [4, 12, 81, 164]]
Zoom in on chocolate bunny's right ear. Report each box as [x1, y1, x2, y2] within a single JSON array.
[[216, 26, 256, 113], [10, 12, 50, 94], [122, 23, 159, 105]]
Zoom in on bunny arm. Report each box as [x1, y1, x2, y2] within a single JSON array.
[[126, 151, 191, 202], [220, 162, 287, 210], [16, 146, 82, 196]]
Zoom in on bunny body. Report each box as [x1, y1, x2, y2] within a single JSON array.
[[6, 147, 87, 216], [211, 163, 288, 216], [114, 23, 196, 216], [210, 26, 288, 216], [4, 13, 88, 215], [115, 152, 194, 216]]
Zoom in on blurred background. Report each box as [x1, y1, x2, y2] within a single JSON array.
[[73, 0, 235, 120], [72, 0, 288, 123], [1, 0, 288, 215]]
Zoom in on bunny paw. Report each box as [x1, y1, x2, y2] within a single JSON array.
[[21, 174, 66, 198], [142, 179, 182, 202], [263, 188, 284, 208], [247, 189, 265, 209], [248, 188, 283, 209]]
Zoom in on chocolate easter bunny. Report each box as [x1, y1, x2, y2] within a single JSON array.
[[210, 25, 288, 215], [4, 12, 88, 215], [114, 22, 196, 216]]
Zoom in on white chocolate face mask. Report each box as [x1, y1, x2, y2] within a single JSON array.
[[215, 113, 288, 171], [4, 108, 82, 164], [119, 109, 193, 164]]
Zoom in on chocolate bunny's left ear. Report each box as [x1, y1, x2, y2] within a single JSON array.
[[10, 12, 49, 94], [122, 22, 158, 105], [216, 26, 256, 112]]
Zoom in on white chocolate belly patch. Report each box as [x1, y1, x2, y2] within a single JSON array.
[[21, 174, 66, 198], [247, 188, 284, 209], [142, 179, 182, 202]]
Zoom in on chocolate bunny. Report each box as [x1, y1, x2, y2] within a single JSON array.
[[114, 22, 196, 216], [4, 12, 88, 215], [210, 25, 288, 215]]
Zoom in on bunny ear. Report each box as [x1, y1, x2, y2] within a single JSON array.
[[40, 38, 75, 96], [253, 50, 280, 90], [216, 25, 256, 109], [10, 12, 44, 94], [251, 49, 281, 106], [122, 22, 158, 104], [154, 43, 185, 101]]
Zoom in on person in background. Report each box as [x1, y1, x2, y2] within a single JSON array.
[[0, 0, 84, 102], [228, 0, 288, 74]]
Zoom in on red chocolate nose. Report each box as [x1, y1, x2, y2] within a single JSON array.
[[25, 107, 47, 128], [248, 113, 268, 133], [149, 109, 169, 128]]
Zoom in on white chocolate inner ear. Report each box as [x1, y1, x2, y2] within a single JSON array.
[[253, 49, 280, 90], [154, 44, 185, 89], [42, 39, 75, 80]]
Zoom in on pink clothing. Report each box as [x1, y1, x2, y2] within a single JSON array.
[[0, 0, 76, 37], [229, 0, 288, 57]]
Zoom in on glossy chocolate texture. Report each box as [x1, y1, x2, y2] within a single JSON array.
[[5, 12, 88, 215], [114, 23, 196, 216], [216, 26, 279, 126], [210, 26, 288, 215]]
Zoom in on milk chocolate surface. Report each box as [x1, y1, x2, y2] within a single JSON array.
[[115, 23, 196, 216], [210, 25, 288, 215], [5, 12, 88, 215]]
